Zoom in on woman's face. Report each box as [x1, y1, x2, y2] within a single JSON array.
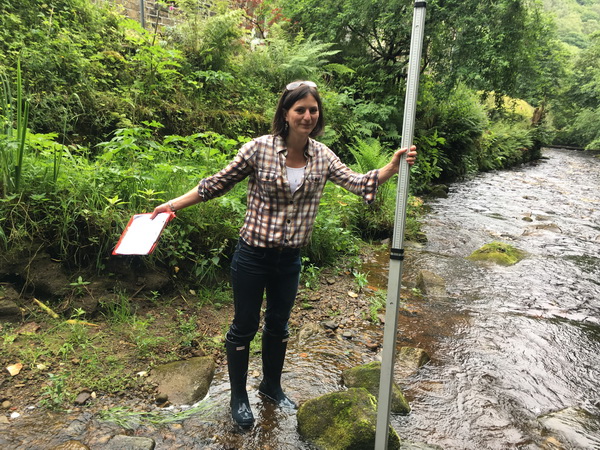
[[285, 95, 320, 138]]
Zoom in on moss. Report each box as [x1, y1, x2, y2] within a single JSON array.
[[467, 241, 526, 266], [297, 388, 401, 450], [342, 361, 410, 415]]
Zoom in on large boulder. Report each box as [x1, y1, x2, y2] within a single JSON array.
[[149, 357, 215, 405], [468, 241, 526, 266], [342, 361, 410, 415], [297, 387, 401, 450]]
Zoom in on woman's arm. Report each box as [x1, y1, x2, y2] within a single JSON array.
[[378, 145, 417, 185], [150, 187, 202, 219]]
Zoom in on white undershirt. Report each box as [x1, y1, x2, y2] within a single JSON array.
[[286, 165, 306, 194]]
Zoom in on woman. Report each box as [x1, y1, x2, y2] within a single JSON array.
[[151, 81, 417, 429]]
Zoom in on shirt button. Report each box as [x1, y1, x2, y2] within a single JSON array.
[[287, 219, 291, 224]]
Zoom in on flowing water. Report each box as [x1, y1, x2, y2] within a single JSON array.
[[3, 148, 600, 449]]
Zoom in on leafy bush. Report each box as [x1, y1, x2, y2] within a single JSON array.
[[477, 121, 533, 171], [435, 84, 489, 179]]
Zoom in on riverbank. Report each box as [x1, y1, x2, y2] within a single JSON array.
[[1, 242, 414, 421]]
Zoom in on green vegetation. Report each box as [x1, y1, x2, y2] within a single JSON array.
[[1, 0, 590, 284], [0, 295, 223, 408]]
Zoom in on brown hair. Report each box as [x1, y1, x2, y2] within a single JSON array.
[[271, 83, 324, 139]]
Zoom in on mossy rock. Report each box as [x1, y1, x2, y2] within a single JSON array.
[[342, 361, 410, 414], [297, 388, 401, 450], [467, 241, 526, 266]]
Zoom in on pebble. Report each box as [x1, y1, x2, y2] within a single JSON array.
[[74, 391, 92, 406], [323, 320, 338, 330], [1, 401, 10, 409]]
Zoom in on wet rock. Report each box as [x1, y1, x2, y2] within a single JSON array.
[[62, 413, 94, 437], [365, 341, 379, 351], [342, 361, 410, 415], [398, 347, 430, 369], [537, 406, 600, 449], [395, 347, 430, 379], [297, 388, 401, 449], [342, 331, 353, 339], [106, 435, 155, 450], [50, 440, 90, 450], [323, 320, 338, 330], [467, 241, 526, 266], [427, 184, 449, 198], [149, 357, 215, 405], [415, 270, 446, 298]]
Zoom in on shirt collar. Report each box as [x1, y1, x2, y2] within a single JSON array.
[[275, 135, 315, 158]]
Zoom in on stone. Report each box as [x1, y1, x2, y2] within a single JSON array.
[[342, 361, 410, 415], [427, 184, 449, 198], [395, 347, 431, 379], [106, 435, 155, 450], [297, 388, 401, 450], [0, 299, 21, 319], [323, 320, 338, 330], [398, 347, 430, 369], [149, 356, 215, 405], [415, 270, 446, 298], [468, 241, 526, 266], [537, 406, 600, 449], [155, 393, 168, 404], [74, 391, 92, 406]]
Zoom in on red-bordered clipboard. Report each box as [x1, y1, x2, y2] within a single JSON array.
[[112, 212, 176, 255]]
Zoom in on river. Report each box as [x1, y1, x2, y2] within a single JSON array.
[[3, 148, 599, 449]]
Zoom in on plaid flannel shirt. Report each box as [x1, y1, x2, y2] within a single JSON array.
[[197, 135, 379, 248]]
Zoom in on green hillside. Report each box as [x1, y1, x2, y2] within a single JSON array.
[[543, 0, 600, 50]]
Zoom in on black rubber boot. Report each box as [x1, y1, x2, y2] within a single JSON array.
[[258, 332, 297, 409], [225, 339, 255, 429]]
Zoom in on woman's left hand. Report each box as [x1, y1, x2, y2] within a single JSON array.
[[392, 145, 417, 167], [378, 145, 418, 185]]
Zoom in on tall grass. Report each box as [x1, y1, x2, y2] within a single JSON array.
[[0, 60, 29, 197]]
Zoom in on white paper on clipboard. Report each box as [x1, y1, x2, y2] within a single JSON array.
[[113, 212, 174, 255]]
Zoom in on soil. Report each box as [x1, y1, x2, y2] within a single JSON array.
[[0, 244, 405, 416]]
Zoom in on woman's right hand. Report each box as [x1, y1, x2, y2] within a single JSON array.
[[150, 203, 172, 220]]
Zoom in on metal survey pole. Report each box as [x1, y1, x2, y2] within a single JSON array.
[[374, 2, 427, 448], [140, 0, 146, 28]]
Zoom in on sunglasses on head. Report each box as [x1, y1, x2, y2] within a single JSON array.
[[286, 81, 317, 91]]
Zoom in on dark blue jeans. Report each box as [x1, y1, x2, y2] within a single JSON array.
[[227, 239, 302, 345]]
